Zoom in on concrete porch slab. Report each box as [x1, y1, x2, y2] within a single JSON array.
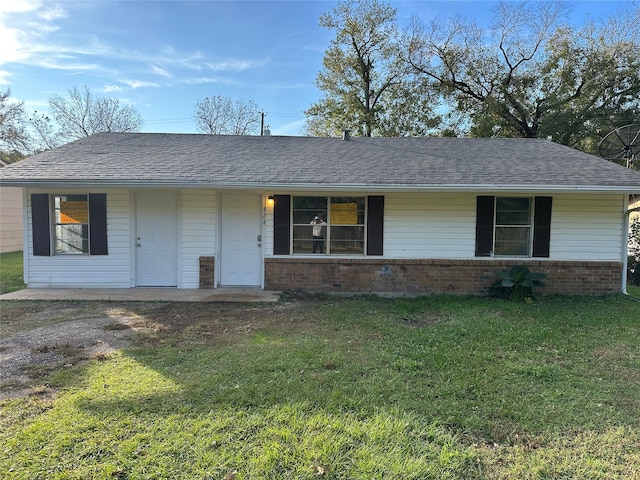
[[0, 288, 281, 303]]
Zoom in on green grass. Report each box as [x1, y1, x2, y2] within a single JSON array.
[[0, 250, 25, 293], [1, 295, 640, 479], [627, 283, 640, 298]]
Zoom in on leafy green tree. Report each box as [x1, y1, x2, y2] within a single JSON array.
[[406, 1, 640, 157], [305, 0, 439, 137]]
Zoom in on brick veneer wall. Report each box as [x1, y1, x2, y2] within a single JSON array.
[[264, 258, 622, 295], [199, 256, 215, 289]]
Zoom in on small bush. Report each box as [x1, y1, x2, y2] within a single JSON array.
[[629, 218, 640, 262], [490, 265, 547, 301]]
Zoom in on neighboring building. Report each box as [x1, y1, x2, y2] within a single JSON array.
[[0, 159, 24, 253], [0, 132, 639, 295]]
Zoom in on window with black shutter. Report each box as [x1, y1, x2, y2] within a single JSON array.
[[475, 195, 552, 258], [31, 193, 108, 256], [272, 195, 384, 256]]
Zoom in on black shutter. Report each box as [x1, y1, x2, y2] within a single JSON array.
[[475, 196, 495, 257], [89, 193, 108, 255], [31, 194, 51, 256], [532, 196, 552, 258], [273, 195, 291, 255], [366, 196, 384, 256]]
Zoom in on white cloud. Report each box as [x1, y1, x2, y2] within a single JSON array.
[[182, 77, 238, 86], [122, 79, 160, 89], [38, 59, 99, 71], [151, 65, 171, 78], [0, 1, 66, 65], [0, 0, 39, 15], [0, 69, 12, 85], [37, 3, 66, 21], [205, 59, 267, 72], [103, 84, 122, 92], [0, 21, 30, 64]]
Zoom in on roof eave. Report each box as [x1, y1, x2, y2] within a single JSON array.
[[2, 178, 639, 194]]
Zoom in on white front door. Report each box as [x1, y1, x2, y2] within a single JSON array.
[[220, 193, 262, 286], [136, 192, 178, 287]]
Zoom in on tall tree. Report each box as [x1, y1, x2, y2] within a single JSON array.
[[305, 0, 439, 137], [33, 85, 143, 147], [406, 1, 640, 156], [28, 111, 62, 153], [194, 96, 262, 135], [0, 89, 29, 162]]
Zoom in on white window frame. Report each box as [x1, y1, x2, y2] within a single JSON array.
[[291, 195, 366, 255], [52, 194, 90, 255], [493, 197, 533, 257]]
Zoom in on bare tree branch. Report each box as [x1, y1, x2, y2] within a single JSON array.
[[193, 96, 261, 135]]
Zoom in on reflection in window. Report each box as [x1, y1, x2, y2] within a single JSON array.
[[292, 196, 365, 255], [53, 194, 89, 254]]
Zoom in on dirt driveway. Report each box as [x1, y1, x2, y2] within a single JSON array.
[[0, 300, 290, 400]]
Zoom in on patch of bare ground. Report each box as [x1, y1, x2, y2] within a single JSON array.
[[0, 300, 300, 399]]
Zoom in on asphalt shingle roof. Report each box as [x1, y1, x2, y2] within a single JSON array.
[[1, 132, 639, 192]]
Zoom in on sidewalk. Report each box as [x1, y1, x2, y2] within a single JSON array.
[[0, 288, 281, 303]]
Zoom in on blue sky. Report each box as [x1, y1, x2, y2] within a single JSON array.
[[0, 0, 622, 136]]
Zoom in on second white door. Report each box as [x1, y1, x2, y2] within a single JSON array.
[[136, 192, 178, 287], [220, 194, 262, 286]]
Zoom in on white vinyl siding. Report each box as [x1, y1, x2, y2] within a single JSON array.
[[264, 196, 274, 254], [550, 194, 625, 261], [25, 188, 131, 287], [384, 193, 476, 258], [179, 190, 216, 288], [382, 192, 625, 261]]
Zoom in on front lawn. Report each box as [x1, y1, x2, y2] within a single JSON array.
[[1, 295, 639, 479], [0, 250, 25, 294], [628, 283, 640, 297]]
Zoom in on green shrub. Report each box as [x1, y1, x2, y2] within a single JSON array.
[[630, 218, 640, 262], [490, 265, 547, 301]]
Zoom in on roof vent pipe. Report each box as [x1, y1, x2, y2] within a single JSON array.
[[343, 129, 351, 141]]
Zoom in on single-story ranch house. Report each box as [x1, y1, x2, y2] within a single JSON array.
[[1, 132, 639, 295]]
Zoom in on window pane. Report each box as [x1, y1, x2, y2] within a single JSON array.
[[55, 195, 88, 224], [496, 198, 530, 225], [291, 196, 366, 255], [494, 227, 530, 256], [330, 197, 365, 224], [330, 226, 364, 254], [54, 194, 89, 254], [293, 225, 326, 254], [55, 224, 89, 254], [292, 196, 327, 224]]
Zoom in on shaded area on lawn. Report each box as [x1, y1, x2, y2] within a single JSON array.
[[1, 295, 639, 479]]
